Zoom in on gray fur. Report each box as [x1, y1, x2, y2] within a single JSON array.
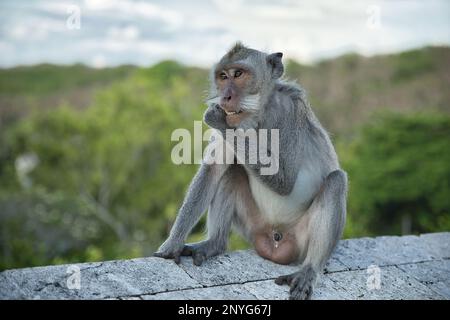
[[155, 43, 348, 300]]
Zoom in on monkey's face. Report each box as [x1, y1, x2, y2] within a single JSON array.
[[208, 44, 284, 128], [215, 65, 257, 127]]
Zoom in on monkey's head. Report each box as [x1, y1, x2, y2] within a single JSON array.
[[208, 42, 284, 127]]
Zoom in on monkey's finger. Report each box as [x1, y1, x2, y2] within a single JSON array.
[[173, 252, 181, 264], [275, 274, 293, 286], [180, 245, 193, 256], [193, 252, 206, 266], [289, 276, 306, 294], [153, 252, 166, 258], [153, 251, 181, 264], [289, 282, 303, 299]]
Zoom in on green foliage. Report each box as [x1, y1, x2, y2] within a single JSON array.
[[392, 48, 436, 82], [0, 64, 135, 95], [0, 188, 107, 269], [0, 63, 207, 270], [341, 111, 450, 236]]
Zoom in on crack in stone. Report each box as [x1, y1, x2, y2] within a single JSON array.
[[33, 279, 64, 294], [80, 262, 105, 272], [126, 278, 268, 299]]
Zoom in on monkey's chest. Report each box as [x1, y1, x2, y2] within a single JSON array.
[[247, 168, 321, 225]]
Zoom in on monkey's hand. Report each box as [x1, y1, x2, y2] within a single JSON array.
[[204, 104, 228, 131], [153, 237, 185, 264], [180, 240, 226, 266], [275, 265, 317, 300]]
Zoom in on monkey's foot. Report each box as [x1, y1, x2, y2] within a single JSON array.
[[275, 265, 317, 300], [180, 240, 225, 266]]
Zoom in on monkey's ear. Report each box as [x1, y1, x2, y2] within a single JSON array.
[[267, 52, 284, 79]]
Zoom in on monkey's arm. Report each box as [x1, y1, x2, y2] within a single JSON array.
[[243, 118, 299, 195], [154, 163, 227, 262], [204, 101, 298, 196], [246, 136, 299, 196]]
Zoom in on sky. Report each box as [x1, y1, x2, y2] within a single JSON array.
[[0, 0, 449, 68]]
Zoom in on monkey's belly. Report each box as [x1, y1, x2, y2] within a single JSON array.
[[254, 229, 300, 265], [247, 168, 321, 226]]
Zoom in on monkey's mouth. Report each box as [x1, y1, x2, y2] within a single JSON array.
[[224, 110, 243, 116]]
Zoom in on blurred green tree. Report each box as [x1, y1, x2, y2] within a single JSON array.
[[0, 62, 209, 269], [342, 111, 450, 237]]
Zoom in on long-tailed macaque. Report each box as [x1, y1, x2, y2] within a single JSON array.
[[154, 43, 348, 300]]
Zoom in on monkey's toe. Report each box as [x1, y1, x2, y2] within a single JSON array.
[[289, 276, 313, 300], [275, 273, 294, 286], [275, 266, 317, 300]]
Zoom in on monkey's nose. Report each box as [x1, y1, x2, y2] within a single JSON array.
[[222, 94, 232, 103]]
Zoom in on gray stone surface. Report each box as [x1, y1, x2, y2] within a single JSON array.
[[333, 235, 437, 271], [397, 259, 450, 298], [420, 232, 450, 259], [0, 233, 449, 300], [324, 266, 444, 299], [0, 257, 201, 299]]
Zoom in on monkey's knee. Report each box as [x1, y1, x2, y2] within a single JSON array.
[[313, 169, 348, 220], [324, 169, 348, 196]]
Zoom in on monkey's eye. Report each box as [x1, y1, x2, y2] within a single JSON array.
[[220, 72, 228, 80], [234, 69, 243, 78]]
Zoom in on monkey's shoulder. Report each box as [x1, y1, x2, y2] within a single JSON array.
[[274, 80, 307, 104]]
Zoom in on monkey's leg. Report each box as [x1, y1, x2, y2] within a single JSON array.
[[275, 170, 347, 300], [180, 168, 236, 266], [231, 166, 264, 242], [154, 163, 228, 263]]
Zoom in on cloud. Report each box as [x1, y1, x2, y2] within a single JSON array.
[[0, 0, 448, 67], [83, 0, 183, 29], [107, 26, 140, 42]]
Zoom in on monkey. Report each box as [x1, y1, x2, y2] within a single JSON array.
[[154, 42, 348, 300]]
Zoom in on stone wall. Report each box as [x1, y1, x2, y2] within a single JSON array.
[[0, 232, 449, 299]]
